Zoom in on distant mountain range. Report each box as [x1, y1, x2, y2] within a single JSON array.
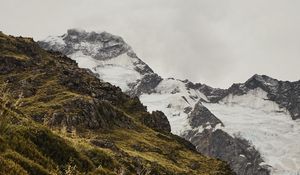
[[39, 29, 300, 175]]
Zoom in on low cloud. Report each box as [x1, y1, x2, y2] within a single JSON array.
[[1, 0, 300, 87]]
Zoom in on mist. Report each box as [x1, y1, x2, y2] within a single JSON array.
[[1, 0, 300, 88]]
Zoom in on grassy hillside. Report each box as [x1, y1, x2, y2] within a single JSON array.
[[0, 32, 233, 175]]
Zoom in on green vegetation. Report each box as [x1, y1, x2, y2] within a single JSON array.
[[0, 32, 233, 175]]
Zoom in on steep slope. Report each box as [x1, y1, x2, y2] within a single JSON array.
[[204, 88, 300, 175], [38, 29, 216, 136], [200, 75, 300, 175], [38, 29, 268, 175], [38, 29, 162, 97], [204, 74, 300, 120], [39, 29, 300, 175], [140, 80, 271, 175], [0, 32, 234, 175]]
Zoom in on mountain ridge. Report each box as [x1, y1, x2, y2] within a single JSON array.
[[39, 29, 300, 175]]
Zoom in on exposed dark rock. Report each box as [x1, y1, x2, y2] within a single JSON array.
[[127, 73, 163, 97], [142, 110, 171, 133], [184, 106, 193, 114], [39, 29, 130, 60], [131, 143, 162, 154], [188, 101, 223, 128], [185, 80, 228, 103], [90, 139, 119, 151], [189, 161, 201, 170], [0, 57, 26, 74], [184, 129, 270, 175], [45, 99, 134, 131]]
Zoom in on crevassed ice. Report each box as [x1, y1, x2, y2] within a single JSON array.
[[204, 88, 300, 175], [140, 78, 207, 135]]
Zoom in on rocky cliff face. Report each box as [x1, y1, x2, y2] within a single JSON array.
[[228, 74, 300, 120], [39, 29, 300, 175], [183, 102, 269, 175], [184, 129, 269, 175], [187, 101, 223, 129], [0, 31, 234, 175], [192, 74, 300, 120]]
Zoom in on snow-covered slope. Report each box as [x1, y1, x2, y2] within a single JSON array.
[[38, 29, 162, 95], [39, 29, 300, 175], [140, 78, 208, 134], [69, 50, 142, 91], [204, 88, 300, 175]]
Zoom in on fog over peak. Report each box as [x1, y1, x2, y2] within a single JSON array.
[[1, 0, 300, 88]]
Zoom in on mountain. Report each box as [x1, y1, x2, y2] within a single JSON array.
[[185, 76, 300, 175], [39, 29, 300, 175], [0, 32, 234, 175], [38, 29, 162, 97]]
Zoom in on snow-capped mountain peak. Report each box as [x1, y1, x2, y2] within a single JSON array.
[[225, 74, 300, 120], [245, 74, 279, 87], [39, 29, 162, 94], [40, 29, 131, 60]]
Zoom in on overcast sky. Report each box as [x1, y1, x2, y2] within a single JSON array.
[[1, 0, 300, 88]]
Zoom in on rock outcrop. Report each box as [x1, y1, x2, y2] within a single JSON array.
[[184, 129, 269, 175]]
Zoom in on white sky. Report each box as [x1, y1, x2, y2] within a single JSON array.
[[1, 0, 300, 88]]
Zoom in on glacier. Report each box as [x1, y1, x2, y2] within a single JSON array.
[[204, 88, 300, 175]]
